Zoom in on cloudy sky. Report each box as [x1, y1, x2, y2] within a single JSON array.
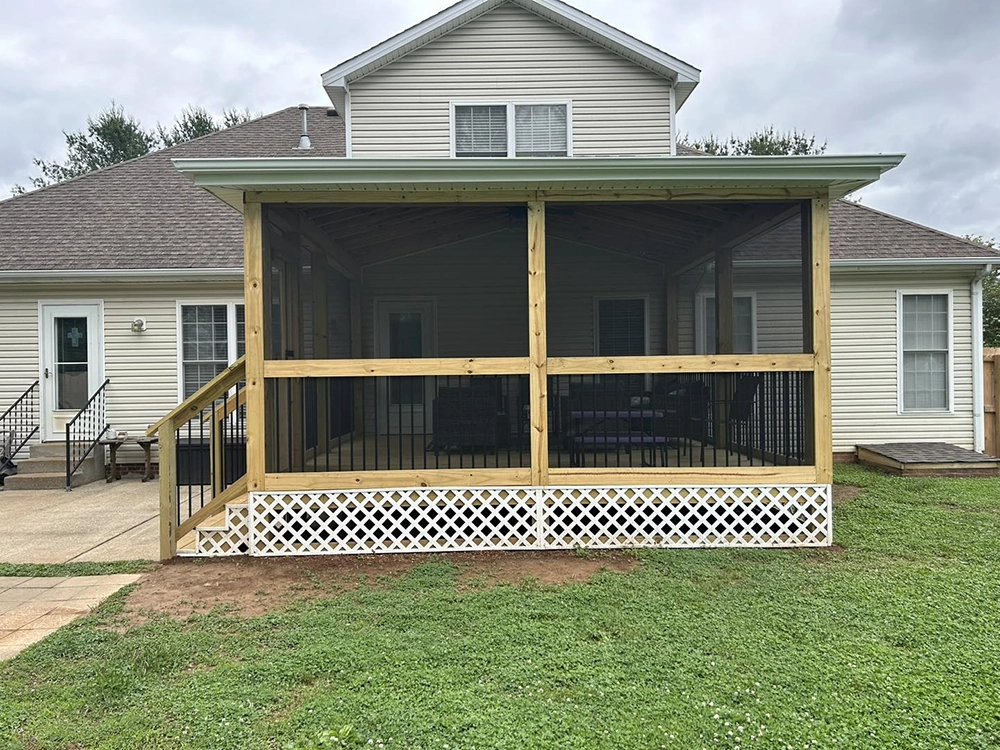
[[1, 0, 998, 240]]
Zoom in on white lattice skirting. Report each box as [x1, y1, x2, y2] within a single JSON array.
[[246, 485, 832, 556]]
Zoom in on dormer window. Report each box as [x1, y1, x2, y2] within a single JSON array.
[[453, 102, 571, 157]]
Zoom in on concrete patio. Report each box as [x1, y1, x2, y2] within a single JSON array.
[[0, 480, 158, 563]]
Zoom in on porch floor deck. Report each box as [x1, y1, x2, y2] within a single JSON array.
[[297, 434, 784, 473], [857, 443, 1000, 477]]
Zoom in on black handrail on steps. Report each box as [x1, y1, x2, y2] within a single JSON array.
[[65, 379, 110, 490], [0, 380, 40, 463]]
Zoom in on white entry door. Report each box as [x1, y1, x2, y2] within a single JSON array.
[[40, 303, 103, 440], [375, 300, 436, 435]]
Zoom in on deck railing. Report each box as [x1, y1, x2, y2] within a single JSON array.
[[263, 362, 810, 475], [65, 379, 110, 490], [147, 356, 247, 559], [0, 380, 39, 463]]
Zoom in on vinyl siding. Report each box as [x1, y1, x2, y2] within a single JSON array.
[[349, 2, 672, 157], [831, 271, 976, 452], [0, 280, 243, 463]]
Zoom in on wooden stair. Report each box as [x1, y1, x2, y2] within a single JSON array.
[[177, 495, 251, 557]]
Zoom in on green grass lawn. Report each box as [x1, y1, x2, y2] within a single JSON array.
[[2, 466, 999, 749]]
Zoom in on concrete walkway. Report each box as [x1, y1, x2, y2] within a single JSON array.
[[0, 480, 158, 563], [0, 574, 143, 660]]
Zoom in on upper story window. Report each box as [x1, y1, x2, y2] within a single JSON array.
[[453, 102, 570, 158]]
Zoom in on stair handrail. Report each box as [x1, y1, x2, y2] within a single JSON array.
[[0, 380, 40, 460], [147, 356, 247, 560], [65, 379, 110, 490]]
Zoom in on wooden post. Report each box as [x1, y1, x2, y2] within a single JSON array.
[[158, 419, 177, 560], [527, 200, 549, 485], [350, 277, 364, 436], [811, 196, 833, 484], [244, 202, 267, 492], [665, 274, 680, 355], [314, 255, 330, 456], [714, 247, 734, 449], [800, 202, 816, 465], [993, 353, 1000, 457]]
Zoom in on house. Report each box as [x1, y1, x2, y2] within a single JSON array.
[[1, 0, 995, 557]]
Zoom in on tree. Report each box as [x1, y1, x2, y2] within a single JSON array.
[[13, 103, 157, 193], [157, 105, 258, 147], [967, 235, 1000, 347], [13, 103, 260, 194], [680, 126, 827, 156]]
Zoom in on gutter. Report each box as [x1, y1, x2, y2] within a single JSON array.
[[0, 268, 244, 283], [830, 257, 1000, 270], [972, 264, 993, 452]]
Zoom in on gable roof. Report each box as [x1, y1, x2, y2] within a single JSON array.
[[0, 106, 345, 273], [736, 200, 1000, 265], [321, 0, 701, 114]]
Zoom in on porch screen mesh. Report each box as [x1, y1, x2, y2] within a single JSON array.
[[454, 105, 508, 157], [598, 298, 646, 357], [514, 104, 568, 157]]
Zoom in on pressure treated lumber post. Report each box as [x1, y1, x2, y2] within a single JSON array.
[[527, 200, 549, 485], [158, 419, 177, 560], [993, 353, 1000, 457], [714, 246, 734, 448], [811, 197, 833, 484], [314, 255, 330, 455], [244, 202, 267, 492], [665, 274, 680, 355], [800, 202, 816, 465]]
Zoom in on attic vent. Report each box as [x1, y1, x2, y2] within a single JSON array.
[[295, 104, 313, 150]]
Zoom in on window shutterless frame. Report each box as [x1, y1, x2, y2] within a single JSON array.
[[175, 300, 245, 402], [694, 292, 758, 355], [896, 289, 954, 415], [450, 100, 573, 158]]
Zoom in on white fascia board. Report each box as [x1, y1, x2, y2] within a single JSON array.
[[830, 257, 998, 270], [172, 154, 904, 196], [0, 268, 244, 283], [320, 0, 700, 95]]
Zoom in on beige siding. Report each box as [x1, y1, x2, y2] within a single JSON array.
[[349, 2, 672, 158], [0, 279, 243, 462], [831, 272, 976, 452]]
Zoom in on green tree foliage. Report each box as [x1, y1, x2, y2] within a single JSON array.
[[680, 126, 827, 156], [13, 103, 259, 194], [157, 105, 258, 147], [967, 235, 1000, 346]]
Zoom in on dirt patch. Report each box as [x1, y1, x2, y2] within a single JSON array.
[[833, 484, 864, 507], [123, 551, 639, 621]]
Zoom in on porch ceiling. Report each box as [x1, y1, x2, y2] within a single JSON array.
[[290, 201, 802, 269]]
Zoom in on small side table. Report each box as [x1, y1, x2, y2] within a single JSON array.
[[101, 437, 159, 482]]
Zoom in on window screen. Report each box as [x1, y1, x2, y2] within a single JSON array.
[[454, 105, 508, 157], [704, 296, 754, 354], [514, 104, 568, 157], [598, 299, 646, 356], [901, 294, 949, 411]]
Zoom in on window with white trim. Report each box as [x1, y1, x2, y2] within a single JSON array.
[[454, 102, 569, 157], [900, 293, 950, 411], [597, 298, 646, 356], [700, 296, 755, 354], [180, 303, 245, 399]]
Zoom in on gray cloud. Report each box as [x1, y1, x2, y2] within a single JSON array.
[[1, 0, 997, 240]]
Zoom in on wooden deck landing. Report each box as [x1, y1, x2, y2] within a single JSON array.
[[857, 443, 1000, 477]]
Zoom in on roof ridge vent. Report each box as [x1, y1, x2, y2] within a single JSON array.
[[295, 104, 313, 150]]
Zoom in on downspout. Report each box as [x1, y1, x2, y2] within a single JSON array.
[[972, 264, 991, 452]]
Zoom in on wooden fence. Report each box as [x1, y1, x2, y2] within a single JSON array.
[[984, 348, 1000, 456]]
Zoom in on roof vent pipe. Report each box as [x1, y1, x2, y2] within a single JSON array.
[[296, 104, 313, 150]]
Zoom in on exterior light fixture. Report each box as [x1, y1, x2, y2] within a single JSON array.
[[130, 317, 147, 333]]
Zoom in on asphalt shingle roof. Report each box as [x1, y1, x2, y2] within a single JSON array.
[[1, 110, 995, 272], [0, 106, 345, 271]]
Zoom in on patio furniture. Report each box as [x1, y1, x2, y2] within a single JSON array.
[[567, 408, 669, 466], [102, 435, 159, 482], [430, 384, 505, 451]]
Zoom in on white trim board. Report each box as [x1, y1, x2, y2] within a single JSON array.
[[175, 300, 245, 403], [895, 289, 955, 416]]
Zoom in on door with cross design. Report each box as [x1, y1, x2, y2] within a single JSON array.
[[40, 303, 103, 440]]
